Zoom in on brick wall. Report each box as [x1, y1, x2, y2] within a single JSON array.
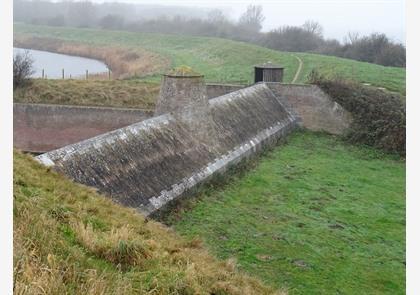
[[14, 103, 152, 153]]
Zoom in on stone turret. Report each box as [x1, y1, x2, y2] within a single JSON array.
[[155, 66, 218, 149]]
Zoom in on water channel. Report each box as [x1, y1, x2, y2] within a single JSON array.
[[13, 47, 109, 79]]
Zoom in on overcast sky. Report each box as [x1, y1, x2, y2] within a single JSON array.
[[88, 0, 405, 43]]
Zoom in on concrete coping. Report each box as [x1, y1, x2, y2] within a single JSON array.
[[164, 73, 204, 78], [164, 66, 203, 78]]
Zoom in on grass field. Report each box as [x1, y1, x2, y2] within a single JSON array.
[[13, 150, 280, 294], [164, 131, 405, 294], [14, 23, 406, 94], [14, 79, 159, 109]]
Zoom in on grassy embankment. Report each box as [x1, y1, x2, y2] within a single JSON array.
[[14, 24, 405, 108], [14, 150, 281, 294], [163, 131, 405, 294], [14, 79, 159, 109]]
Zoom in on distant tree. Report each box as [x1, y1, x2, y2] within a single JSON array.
[[344, 31, 360, 45], [47, 14, 66, 27], [207, 9, 227, 24], [99, 14, 125, 30], [68, 1, 96, 28], [262, 25, 323, 52], [13, 50, 34, 89], [375, 43, 406, 67], [302, 20, 323, 37], [238, 5, 265, 33], [315, 38, 342, 55], [330, 32, 406, 67]]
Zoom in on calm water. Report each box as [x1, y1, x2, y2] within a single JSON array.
[[13, 47, 109, 79]]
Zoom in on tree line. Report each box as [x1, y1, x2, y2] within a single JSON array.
[[14, 1, 405, 68]]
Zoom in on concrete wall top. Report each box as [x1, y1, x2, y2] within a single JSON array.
[[206, 83, 246, 99]]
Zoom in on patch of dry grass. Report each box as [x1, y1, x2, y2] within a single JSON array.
[[13, 150, 283, 294], [13, 79, 160, 109], [14, 35, 170, 79]]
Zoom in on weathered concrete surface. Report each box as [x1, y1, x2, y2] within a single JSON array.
[[206, 83, 246, 99], [37, 83, 298, 215], [13, 103, 152, 153], [267, 83, 352, 135]]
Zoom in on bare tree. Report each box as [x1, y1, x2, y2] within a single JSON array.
[[344, 31, 360, 45], [238, 5, 265, 32], [207, 9, 227, 24], [13, 50, 35, 89], [302, 20, 323, 37]]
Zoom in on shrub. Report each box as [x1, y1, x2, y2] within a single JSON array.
[[308, 70, 406, 156], [13, 50, 34, 89]]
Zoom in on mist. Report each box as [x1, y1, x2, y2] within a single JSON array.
[[88, 0, 405, 44], [13, 0, 406, 67]]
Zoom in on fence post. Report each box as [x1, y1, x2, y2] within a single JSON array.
[[86, 70, 88, 80], [42, 69, 44, 79], [62, 69, 64, 79], [108, 69, 111, 80]]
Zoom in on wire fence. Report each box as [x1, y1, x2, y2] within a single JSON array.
[[39, 68, 112, 80]]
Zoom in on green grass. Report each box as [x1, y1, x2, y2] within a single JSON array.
[[14, 79, 160, 109], [14, 23, 405, 94], [13, 150, 280, 294], [165, 131, 406, 294], [296, 52, 406, 94]]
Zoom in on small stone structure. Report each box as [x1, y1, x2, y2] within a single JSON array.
[[254, 62, 284, 83], [155, 67, 218, 149]]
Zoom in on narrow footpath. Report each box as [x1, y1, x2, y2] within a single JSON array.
[[291, 54, 303, 83]]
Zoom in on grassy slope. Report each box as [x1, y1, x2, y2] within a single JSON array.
[[165, 131, 405, 294], [14, 24, 405, 94], [14, 79, 159, 109], [13, 150, 281, 294]]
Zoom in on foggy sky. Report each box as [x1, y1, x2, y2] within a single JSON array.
[[66, 0, 406, 43]]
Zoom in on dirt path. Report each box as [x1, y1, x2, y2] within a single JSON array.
[[291, 54, 303, 83]]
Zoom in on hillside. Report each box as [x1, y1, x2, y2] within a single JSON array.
[[14, 23, 405, 94], [164, 131, 406, 294], [14, 79, 159, 109], [13, 150, 281, 294]]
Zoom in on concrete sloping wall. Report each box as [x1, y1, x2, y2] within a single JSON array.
[[14, 103, 152, 153], [211, 83, 294, 150], [267, 83, 352, 135], [37, 83, 298, 215]]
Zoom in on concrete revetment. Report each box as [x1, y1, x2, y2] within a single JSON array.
[[33, 66, 351, 216]]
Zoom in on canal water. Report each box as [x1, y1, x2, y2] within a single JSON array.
[[13, 47, 109, 79]]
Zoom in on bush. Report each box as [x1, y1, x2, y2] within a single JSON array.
[[308, 70, 406, 156], [13, 50, 35, 89]]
